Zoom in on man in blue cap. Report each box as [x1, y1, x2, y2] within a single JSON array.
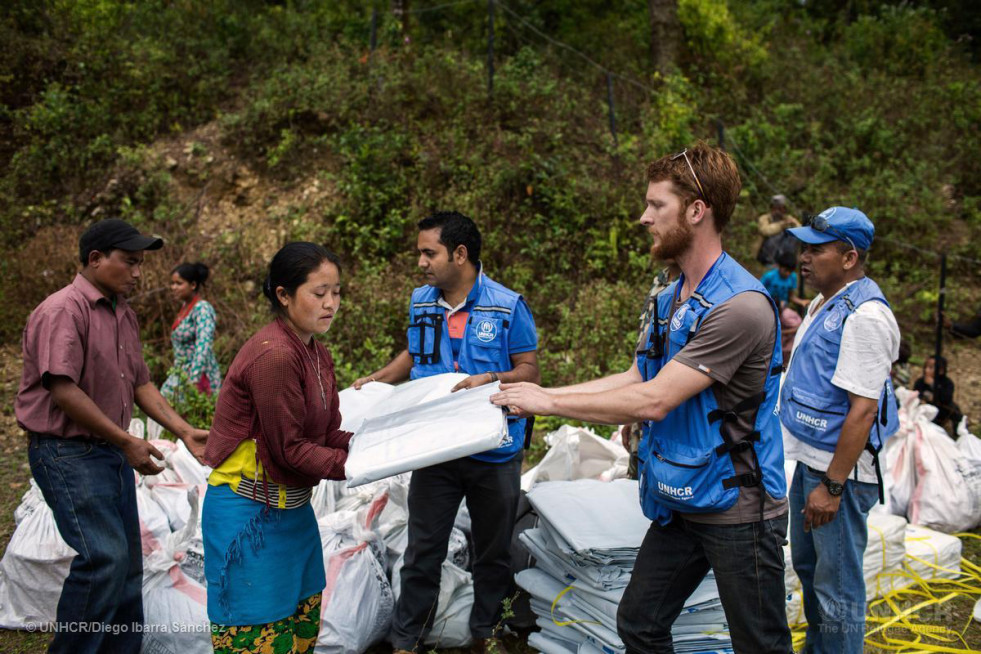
[[780, 207, 901, 653]]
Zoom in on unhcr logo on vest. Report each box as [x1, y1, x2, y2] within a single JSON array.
[[824, 307, 844, 332], [796, 410, 828, 430], [475, 319, 498, 343], [670, 304, 689, 332], [658, 480, 694, 499]]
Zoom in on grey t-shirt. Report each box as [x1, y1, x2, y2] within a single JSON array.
[[670, 290, 789, 525]]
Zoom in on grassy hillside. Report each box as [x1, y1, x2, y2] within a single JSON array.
[[1, 0, 978, 391]]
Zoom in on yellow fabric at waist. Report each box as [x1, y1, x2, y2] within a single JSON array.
[[208, 440, 292, 509]]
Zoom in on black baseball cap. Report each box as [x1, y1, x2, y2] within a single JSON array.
[[79, 219, 164, 264]]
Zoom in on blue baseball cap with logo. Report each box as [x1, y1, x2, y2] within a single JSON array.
[[788, 206, 875, 251]]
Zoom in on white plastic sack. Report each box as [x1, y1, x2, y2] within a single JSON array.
[[137, 481, 173, 556], [150, 483, 208, 532], [141, 487, 211, 654], [141, 440, 183, 487], [315, 491, 395, 654], [391, 555, 474, 648], [167, 439, 212, 486], [13, 480, 44, 526], [520, 425, 629, 491], [909, 415, 981, 532], [345, 380, 506, 487], [0, 484, 76, 629], [129, 418, 146, 439], [957, 418, 981, 464]]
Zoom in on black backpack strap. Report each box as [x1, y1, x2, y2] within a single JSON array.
[[708, 391, 768, 521], [407, 312, 444, 365]]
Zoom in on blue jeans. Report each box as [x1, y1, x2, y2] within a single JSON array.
[[617, 513, 792, 654], [28, 434, 144, 654], [790, 463, 879, 654]]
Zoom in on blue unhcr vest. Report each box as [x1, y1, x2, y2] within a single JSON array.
[[407, 273, 526, 461], [779, 277, 899, 495], [634, 253, 787, 524]]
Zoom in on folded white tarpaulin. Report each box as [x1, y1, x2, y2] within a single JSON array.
[[344, 376, 507, 487], [520, 528, 632, 591], [338, 372, 472, 432], [525, 480, 650, 566]]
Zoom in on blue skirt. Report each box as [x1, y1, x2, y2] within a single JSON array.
[[203, 484, 326, 626]]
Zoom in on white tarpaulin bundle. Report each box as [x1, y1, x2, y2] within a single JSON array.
[[342, 374, 507, 487], [518, 479, 732, 654]]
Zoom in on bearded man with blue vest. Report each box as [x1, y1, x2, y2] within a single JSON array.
[[781, 207, 900, 654], [352, 211, 540, 654], [492, 143, 792, 654]]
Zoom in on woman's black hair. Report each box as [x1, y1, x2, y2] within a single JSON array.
[[262, 242, 341, 315], [172, 262, 210, 289]]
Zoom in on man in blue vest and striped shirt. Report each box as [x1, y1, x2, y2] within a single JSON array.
[[353, 211, 540, 654]]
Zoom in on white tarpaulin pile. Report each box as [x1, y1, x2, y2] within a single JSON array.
[[342, 373, 508, 487], [517, 479, 732, 654]]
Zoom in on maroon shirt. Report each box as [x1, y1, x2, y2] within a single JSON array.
[[16, 274, 151, 438], [205, 319, 352, 487]]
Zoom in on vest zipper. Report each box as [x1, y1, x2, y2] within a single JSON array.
[[790, 396, 846, 416], [654, 451, 707, 469]]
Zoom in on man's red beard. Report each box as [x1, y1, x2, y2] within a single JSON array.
[[650, 209, 694, 260]]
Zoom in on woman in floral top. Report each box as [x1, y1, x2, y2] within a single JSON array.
[[161, 262, 222, 398]]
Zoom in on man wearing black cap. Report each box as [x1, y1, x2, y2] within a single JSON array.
[[15, 218, 209, 653]]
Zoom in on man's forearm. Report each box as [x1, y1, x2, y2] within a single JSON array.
[[550, 367, 641, 396], [497, 361, 540, 385], [546, 383, 665, 425], [49, 381, 134, 448], [135, 383, 197, 438]]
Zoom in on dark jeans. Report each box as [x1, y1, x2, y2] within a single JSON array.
[[617, 514, 793, 654], [28, 434, 144, 654], [391, 455, 522, 650]]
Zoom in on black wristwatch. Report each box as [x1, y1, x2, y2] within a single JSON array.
[[821, 474, 844, 497]]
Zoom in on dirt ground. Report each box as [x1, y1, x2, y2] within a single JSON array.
[[0, 335, 979, 653]]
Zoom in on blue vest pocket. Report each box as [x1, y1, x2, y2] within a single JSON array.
[[643, 444, 738, 513]]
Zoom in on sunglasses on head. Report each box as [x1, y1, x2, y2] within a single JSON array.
[[670, 148, 706, 201], [808, 214, 856, 251]]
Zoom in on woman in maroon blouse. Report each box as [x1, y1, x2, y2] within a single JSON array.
[[202, 242, 351, 652]]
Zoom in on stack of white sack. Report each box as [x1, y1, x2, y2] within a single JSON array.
[[141, 486, 211, 654], [341, 373, 508, 488], [883, 387, 981, 532], [517, 479, 732, 654], [0, 433, 214, 654], [520, 425, 629, 492], [314, 487, 395, 654]]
